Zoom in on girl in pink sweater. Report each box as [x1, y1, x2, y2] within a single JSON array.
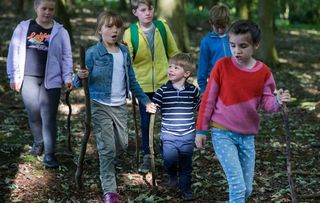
[[195, 20, 291, 202]]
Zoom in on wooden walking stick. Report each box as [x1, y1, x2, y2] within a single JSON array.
[[282, 103, 297, 203], [149, 113, 156, 187], [65, 89, 72, 152], [75, 46, 92, 189], [131, 95, 140, 169]]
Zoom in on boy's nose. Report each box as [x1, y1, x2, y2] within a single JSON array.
[[146, 9, 151, 15], [235, 48, 242, 54], [218, 28, 225, 34]]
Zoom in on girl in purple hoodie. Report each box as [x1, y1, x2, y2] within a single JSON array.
[[6, 0, 73, 168]]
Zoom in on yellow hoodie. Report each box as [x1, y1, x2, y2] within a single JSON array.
[[123, 20, 179, 93]]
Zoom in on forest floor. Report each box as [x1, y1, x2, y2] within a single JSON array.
[[0, 13, 320, 203]]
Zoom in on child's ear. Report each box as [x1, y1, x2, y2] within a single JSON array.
[[254, 43, 260, 50], [184, 71, 191, 78], [132, 9, 137, 16]]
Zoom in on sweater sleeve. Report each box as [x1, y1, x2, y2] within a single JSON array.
[[193, 86, 201, 110], [152, 86, 163, 109], [7, 23, 23, 84], [60, 28, 73, 84], [260, 73, 280, 112], [196, 61, 221, 135]]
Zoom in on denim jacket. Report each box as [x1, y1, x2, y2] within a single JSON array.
[[73, 42, 150, 106]]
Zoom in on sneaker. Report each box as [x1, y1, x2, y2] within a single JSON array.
[[43, 154, 59, 168], [138, 155, 151, 173], [181, 190, 196, 201], [168, 176, 178, 192], [29, 143, 43, 156], [103, 192, 120, 203]]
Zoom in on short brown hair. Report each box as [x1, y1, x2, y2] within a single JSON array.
[[208, 3, 230, 27], [229, 20, 261, 45], [130, 0, 154, 10], [96, 11, 123, 39], [169, 53, 194, 73]]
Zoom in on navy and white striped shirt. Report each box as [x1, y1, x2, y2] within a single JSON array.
[[153, 81, 200, 136]]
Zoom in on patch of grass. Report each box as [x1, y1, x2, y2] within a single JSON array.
[[276, 19, 320, 31]]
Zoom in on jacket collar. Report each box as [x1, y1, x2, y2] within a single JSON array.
[[166, 80, 191, 90], [97, 41, 108, 55], [20, 19, 62, 38], [51, 20, 62, 38], [209, 31, 227, 38], [97, 41, 127, 56]]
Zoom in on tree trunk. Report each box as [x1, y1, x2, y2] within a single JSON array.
[[236, 0, 254, 20], [157, 0, 189, 52], [56, 0, 74, 44], [16, 0, 24, 13], [236, 0, 249, 19], [257, 0, 279, 67]]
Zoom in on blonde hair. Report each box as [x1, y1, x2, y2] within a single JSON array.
[[169, 53, 194, 73], [130, 0, 154, 10], [95, 11, 123, 39], [208, 3, 230, 26]]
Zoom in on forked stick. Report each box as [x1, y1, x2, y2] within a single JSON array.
[[75, 46, 91, 189]]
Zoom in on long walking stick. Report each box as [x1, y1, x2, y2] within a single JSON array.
[[132, 95, 140, 169], [75, 46, 91, 189], [149, 113, 156, 186], [65, 89, 72, 152], [282, 104, 297, 202]]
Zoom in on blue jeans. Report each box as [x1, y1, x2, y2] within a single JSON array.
[[211, 128, 255, 203], [138, 92, 154, 155], [161, 133, 194, 192]]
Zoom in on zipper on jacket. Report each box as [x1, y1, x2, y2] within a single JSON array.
[[140, 28, 156, 93], [44, 23, 57, 88]]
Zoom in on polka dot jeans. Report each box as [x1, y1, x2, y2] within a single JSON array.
[[211, 128, 255, 203]]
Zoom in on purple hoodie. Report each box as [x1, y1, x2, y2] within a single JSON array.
[[7, 19, 73, 89]]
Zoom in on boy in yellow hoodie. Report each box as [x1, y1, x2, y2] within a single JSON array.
[[123, 0, 179, 172]]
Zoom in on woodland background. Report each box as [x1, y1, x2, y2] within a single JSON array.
[[0, 0, 319, 202]]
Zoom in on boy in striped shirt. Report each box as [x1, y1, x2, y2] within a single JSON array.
[[153, 53, 200, 201]]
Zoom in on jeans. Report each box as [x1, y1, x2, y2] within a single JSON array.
[[91, 101, 128, 194], [162, 133, 194, 192], [138, 92, 154, 155], [211, 128, 255, 203], [21, 76, 61, 155]]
